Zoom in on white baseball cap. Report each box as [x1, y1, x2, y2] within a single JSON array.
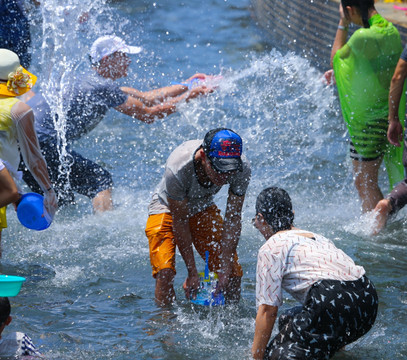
[[89, 35, 142, 63]]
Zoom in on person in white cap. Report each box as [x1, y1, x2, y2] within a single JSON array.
[[0, 48, 58, 248], [20, 35, 213, 213]]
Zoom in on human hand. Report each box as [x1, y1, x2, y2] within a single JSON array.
[[339, 3, 350, 27], [183, 75, 223, 91], [323, 69, 335, 85], [186, 73, 208, 82], [183, 272, 200, 300], [388, 120, 403, 147], [186, 85, 214, 101], [215, 267, 232, 296]]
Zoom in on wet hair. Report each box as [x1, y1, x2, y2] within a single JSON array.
[[0, 297, 11, 326], [255, 187, 294, 232], [341, 0, 374, 28]]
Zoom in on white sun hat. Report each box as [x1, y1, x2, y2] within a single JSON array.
[[89, 35, 142, 63]]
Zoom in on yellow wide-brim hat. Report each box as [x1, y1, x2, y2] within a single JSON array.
[[0, 49, 37, 97]]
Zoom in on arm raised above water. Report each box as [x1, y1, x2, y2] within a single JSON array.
[[115, 84, 212, 123]]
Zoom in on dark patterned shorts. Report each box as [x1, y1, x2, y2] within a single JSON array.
[[264, 275, 378, 360]]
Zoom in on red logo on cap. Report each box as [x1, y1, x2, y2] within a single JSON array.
[[218, 140, 241, 157]]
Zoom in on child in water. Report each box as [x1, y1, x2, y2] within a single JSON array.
[[0, 297, 42, 358]]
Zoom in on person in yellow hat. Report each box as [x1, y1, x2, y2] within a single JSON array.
[[0, 48, 57, 248]]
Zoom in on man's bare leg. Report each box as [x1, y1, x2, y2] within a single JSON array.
[[92, 189, 113, 213], [155, 268, 176, 306]]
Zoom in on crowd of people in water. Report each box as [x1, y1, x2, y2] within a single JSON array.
[[0, 0, 406, 358]]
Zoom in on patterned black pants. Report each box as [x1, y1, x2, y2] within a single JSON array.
[[264, 275, 378, 360]]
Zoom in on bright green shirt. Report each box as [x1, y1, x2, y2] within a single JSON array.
[[333, 14, 405, 188]]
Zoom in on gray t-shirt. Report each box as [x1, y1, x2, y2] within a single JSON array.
[[148, 139, 251, 216], [27, 71, 128, 143]]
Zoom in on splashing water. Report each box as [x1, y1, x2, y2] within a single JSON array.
[[1, 0, 406, 359]]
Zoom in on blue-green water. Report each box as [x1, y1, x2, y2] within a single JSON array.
[[1, 0, 406, 359]]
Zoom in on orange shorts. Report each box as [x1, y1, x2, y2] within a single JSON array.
[[145, 205, 243, 278]]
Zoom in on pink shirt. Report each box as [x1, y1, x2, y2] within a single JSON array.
[[256, 229, 365, 308]]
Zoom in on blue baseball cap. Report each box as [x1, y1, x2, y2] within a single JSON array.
[[202, 128, 243, 173]]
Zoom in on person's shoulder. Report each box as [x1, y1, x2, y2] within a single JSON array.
[[166, 140, 199, 169], [11, 98, 32, 115], [66, 71, 118, 101], [1, 331, 27, 342], [306, 232, 335, 248], [169, 139, 201, 159], [258, 237, 286, 261], [1, 331, 21, 340], [349, 27, 370, 43], [261, 233, 287, 250], [79, 71, 109, 87]]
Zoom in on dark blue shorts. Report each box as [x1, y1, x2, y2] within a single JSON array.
[[265, 275, 378, 360], [20, 141, 113, 205]]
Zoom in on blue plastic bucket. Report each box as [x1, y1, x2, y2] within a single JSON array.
[[17, 193, 51, 231], [190, 271, 225, 306], [0, 275, 26, 297]]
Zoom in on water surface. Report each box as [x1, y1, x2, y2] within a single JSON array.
[[1, 0, 406, 359]]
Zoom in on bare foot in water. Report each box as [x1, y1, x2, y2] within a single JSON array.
[[371, 199, 392, 235]]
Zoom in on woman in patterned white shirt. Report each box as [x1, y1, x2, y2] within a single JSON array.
[[251, 187, 378, 360]]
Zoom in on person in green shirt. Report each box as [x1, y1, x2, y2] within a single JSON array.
[[326, 0, 405, 213]]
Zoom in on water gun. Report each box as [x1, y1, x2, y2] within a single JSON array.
[[190, 251, 225, 306]]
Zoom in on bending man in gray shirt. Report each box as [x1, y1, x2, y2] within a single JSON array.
[[145, 128, 251, 305]]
